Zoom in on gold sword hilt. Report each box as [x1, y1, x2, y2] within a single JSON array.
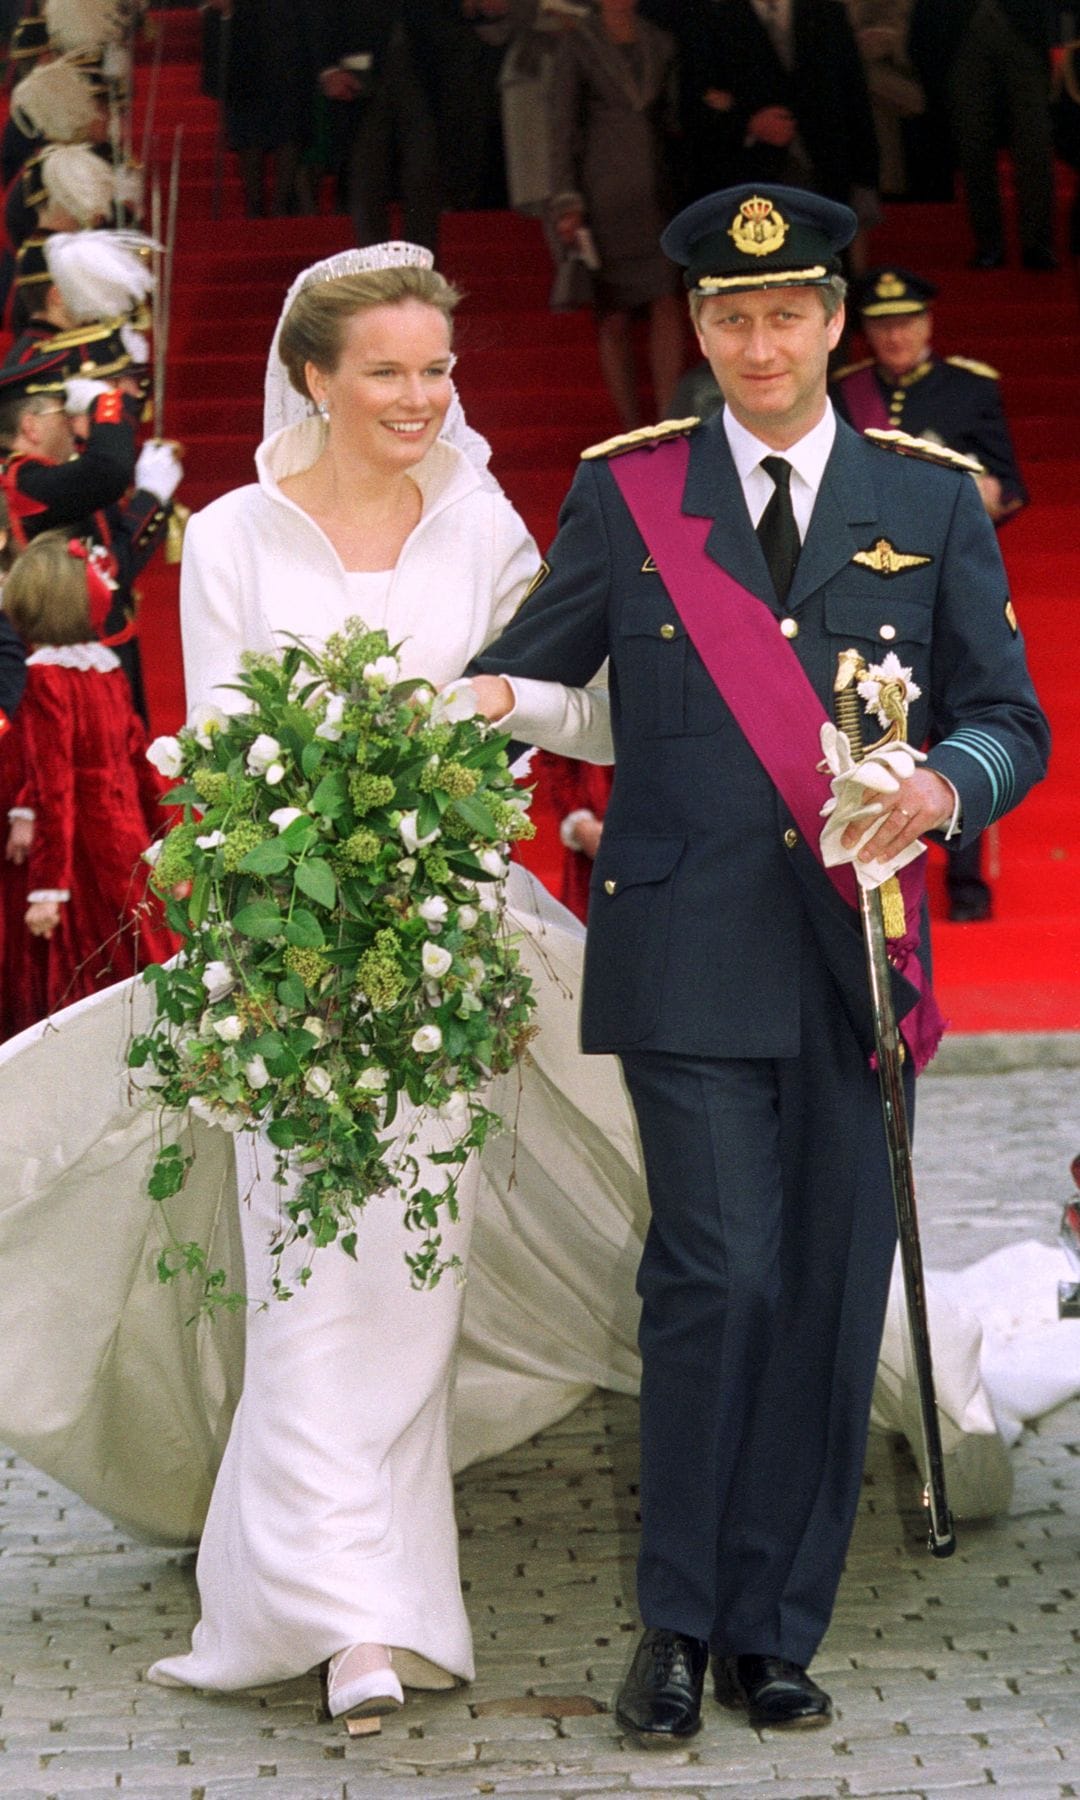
[[834, 649, 907, 941]]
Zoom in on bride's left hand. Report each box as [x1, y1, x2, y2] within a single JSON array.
[[469, 675, 514, 723]]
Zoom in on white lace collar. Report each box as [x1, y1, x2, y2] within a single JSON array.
[[26, 642, 121, 672]]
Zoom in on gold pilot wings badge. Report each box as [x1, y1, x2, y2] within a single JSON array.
[[852, 537, 933, 577]]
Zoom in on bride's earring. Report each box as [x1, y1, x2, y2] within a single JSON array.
[[317, 401, 329, 420]]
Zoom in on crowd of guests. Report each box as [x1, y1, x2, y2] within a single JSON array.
[[0, 0, 182, 1041]]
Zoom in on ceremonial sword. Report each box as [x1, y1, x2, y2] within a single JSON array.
[[834, 648, 956, 1558]]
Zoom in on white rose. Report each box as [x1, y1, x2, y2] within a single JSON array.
[[304, 1066, 333, 1099], [479, 848, 507, 879], [264, 761, 286, 787], [244, 1054, 270, 1089], [421, 941, 453, 979], [417, 895, 449, 923], [399, 811, 440, 854], [411, 1024, 443, 1054], [362, 655, 400, 686], [142, 840, 163, 867], [196, 829, 226, 850], [354, 1066, 389, 1093], [269, 807, 304, 833], [246, 733, 281, 776], [456, 904, 479, 930], [212, 1014, 244, 1042], [301, 1015, 326, 1046], [146, 735, 184, 779], [189, 702, 228, 749], [201, 960, 234, 1003], [315, 692, 348, 741], [430, 680, 480, 725]]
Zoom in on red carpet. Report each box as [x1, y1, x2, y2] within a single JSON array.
[[125, 11, 1079, 1032]]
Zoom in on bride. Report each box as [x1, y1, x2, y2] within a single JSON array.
[[145, 242, 612, 1723]]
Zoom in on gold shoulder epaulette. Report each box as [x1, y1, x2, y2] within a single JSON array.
[[864, 427, 985, 477], [945, 354, 1000, 380], [580, 416, 700, 461], [832, 357, 874, 380]]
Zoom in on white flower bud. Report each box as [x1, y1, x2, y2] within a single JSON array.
[[244, 1054, 271, 1089], [146, 735, 184, 779], [315, 692, 348, 741], [189, 703, 228, 750], [246, 733, 282, 776], [196, 829, 226, 850], [479, 848, 507, 879], [264, 761, 286, 787], [212, 1014, 244, 1042], [456, 904, 479, 930], [142, 840, 163, 867], [430, 680, 480, 725], [304, 1066, 333, 1099], [354, 1066, 389, 1092], [301, 1015, 326, 1046], [399, 810, 440, 854], [269, 807, 304, 833], [362, 655, 400, 685], [411, 1023, 443, 1054], [201, 960, 234, 1003]]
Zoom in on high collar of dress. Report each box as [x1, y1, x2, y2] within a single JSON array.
[[255, 419, 481, 523]]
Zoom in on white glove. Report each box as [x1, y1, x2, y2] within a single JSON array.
[[818, 721, 927, 891], [64, 377, 111, 416], [134, 439, 183, 503]]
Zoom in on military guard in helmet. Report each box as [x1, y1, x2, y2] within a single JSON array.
[[833, 265, 1028, 919], [469, 184, 1048, 1743]]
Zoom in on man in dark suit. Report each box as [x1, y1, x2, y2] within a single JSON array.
[[832, 264, 1029, 920], [469, 185, 1048, 1743], [683, 0, 879, 217]]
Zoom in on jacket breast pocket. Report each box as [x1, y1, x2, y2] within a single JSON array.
[[584, 835, 684, 1045], [614, 590, 723, 738], [824, 591, 933, 653]]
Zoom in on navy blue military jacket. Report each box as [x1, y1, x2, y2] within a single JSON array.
[[473, 413, 1049, 1060]]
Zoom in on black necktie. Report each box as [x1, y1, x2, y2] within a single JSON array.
[[756, 455, 800, 604]]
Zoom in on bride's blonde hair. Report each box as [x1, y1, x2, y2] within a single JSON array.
[[278, 267, 462, 403]]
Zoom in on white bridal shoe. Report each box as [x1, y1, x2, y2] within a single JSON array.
[[325, 1643, 404, 1721]]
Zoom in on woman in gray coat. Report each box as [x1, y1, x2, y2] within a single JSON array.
[[548, 0, 685, 428]]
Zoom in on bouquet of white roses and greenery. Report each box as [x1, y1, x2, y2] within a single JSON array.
[[132, 618, 536, 1313]]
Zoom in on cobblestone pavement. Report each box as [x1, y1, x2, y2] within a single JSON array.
[[1, 1065, 1077, 1800]]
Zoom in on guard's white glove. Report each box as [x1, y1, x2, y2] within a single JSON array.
[[819, 721, 927, 891], [64, 377, 111, 416], [134, 439, 183, 503]]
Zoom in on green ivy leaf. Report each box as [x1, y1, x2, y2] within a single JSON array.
[[310, 771, 348, 818], [301, 740, 325, 780], [277, 972, 306, 1010], [294, 858, 337, 908], [266, 1119, 297, 1149], [239, 840, 291, 876], [233, 899, 285, 939], [284, 907, 325, 948]]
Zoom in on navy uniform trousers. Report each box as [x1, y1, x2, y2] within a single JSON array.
[[622, 926, 909, 1662]]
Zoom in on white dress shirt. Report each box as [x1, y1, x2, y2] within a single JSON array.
[[722, 400, 836, 540]]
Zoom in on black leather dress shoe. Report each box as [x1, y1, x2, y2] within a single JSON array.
[[947, 885, 993, 923], [713, 1653, 832, 1729], [1021, 248, 1059, 271], [615, 1627, 708, 1743]]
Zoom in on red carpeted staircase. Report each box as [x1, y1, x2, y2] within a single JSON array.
[[131, 8, 1077, 1033]]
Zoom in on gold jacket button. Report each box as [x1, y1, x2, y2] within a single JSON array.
[[604, 878, 617, 894], [779, 617, 798, 639], [660, 623, 676, 640], [879, 622, 897, 640], [784, 828, 798, 849]]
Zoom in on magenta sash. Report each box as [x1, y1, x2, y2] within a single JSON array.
[[607, 435, 944, 1070], [836, 365, 891, 434]]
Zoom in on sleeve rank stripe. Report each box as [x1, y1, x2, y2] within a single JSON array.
[[944, 727, 1016, 820]]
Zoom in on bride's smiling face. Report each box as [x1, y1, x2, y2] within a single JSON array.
[[307, 300, 455, 471]]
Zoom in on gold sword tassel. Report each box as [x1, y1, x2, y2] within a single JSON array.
[[833, 650, 908, 941]]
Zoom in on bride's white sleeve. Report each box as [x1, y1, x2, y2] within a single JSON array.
[[484, 494, 614, 766], [179, 509, 251, 717]]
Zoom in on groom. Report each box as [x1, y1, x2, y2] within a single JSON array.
[[469, 185, 1049, 1742]]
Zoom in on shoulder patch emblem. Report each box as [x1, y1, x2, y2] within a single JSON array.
[[946, 354, 1000, 380], [520, 559, 550, 604], [1005, 599, 1019, 634], [864, 427, 985, 476], [580, 416, 699, 461], [852, 538, 933, 577], [641, 554, 658, 573]]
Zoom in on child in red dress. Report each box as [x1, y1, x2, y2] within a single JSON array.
[[1, 530, 177, 1035]]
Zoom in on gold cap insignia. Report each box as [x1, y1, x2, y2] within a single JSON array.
[[1005, 599, 1018, 634], [852, 538, 933, 577], [874, 271, 905, 298], [728, 195, 789, 259]]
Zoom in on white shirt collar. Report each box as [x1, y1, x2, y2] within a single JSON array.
[[723, 401, 836, 493]]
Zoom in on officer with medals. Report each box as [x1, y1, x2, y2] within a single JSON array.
[[832, 265, 1028, 920], [468, 184, 1048, 1744]]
